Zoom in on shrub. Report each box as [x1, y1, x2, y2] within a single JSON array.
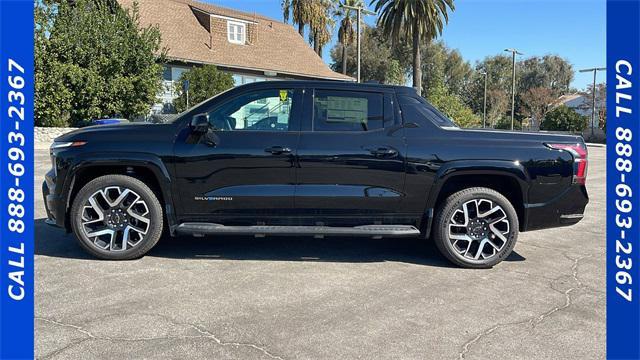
[[541, 105, 588, 132]]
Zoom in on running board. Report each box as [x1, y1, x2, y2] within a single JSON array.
[[176, 223, 420, 238]]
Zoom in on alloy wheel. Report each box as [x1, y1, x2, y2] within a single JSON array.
[[80, 186, 151, 252], [447, 198, 511, 261]]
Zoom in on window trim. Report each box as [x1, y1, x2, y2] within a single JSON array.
[[227, 20, 246, 45]]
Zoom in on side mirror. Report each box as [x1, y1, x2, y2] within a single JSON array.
[[191, 113, 210, 134]]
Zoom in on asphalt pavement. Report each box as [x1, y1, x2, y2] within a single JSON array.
[[34, 145, 606, 360]]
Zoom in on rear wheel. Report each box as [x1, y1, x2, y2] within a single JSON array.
[[433, 187, 519, 268], [70, 175, 163, 260]]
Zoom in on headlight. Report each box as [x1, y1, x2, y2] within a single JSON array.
[[50, 141, 87, 149]]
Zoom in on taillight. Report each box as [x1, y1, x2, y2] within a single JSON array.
[[547, 143, 588, 185]]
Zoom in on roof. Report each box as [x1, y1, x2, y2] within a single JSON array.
[[117, 0, 353, 81], [552, 93, 590, 109], [234, 80, 410, 90]]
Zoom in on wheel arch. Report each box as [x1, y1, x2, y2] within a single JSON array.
[[426, 160, 530, 233], [62, 152, 177, 234]]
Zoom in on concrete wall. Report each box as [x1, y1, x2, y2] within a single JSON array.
[[35, 127, 78, 147]]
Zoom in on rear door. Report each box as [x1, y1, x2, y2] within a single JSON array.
[[295, 86, 407, 225]]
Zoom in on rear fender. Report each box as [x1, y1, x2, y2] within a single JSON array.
[[421, 160, 530, 236]]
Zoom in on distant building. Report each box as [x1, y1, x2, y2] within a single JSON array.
[[554, 92, 605, 129], [553, 91, 606, 140], [117, 0, 353, 114]]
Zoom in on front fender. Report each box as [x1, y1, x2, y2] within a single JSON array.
[[62, 151, 177, 233]]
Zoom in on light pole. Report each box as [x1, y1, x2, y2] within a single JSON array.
[[504, 48, 523, 130], [481, 71, 488, 128], [579, 67, 606, 138], [340, 4, 376, 83]]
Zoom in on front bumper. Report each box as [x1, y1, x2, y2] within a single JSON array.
[[523, 184, 589, 231], [43, 169, 66, 229]]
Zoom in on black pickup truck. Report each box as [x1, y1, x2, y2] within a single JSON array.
[[43, 81, 589, 267]]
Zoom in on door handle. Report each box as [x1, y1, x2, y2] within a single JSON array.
[[369, 147, 398, 158], [265, 146, 292, 155]]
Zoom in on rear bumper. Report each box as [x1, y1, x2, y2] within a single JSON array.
[[523, 185, 589, 231]]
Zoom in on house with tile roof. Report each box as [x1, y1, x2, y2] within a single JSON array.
[[117, 0, 353, 114]]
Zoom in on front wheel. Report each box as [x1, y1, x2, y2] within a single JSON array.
[[433, 187, 519, 268], [70, 175, 164, 260]]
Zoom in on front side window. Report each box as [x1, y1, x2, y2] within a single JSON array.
[[208, 89, 297, 132], [227, 21, 246, 44], [313, 90, 384, 131]]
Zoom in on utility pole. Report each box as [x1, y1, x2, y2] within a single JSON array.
[[504, 48, 523, 130], [481, 71, 488, 128], [340, 4, 376, 83], [579, 67, 606, 138]]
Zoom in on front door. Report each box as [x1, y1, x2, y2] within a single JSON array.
[[173, 87, 302, 224], [295, 87, 407, 225]]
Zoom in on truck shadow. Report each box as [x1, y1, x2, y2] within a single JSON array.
[[35, 219, 526, 267]]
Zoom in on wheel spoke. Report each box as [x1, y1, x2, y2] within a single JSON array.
[[127, 200, 150, 225], [474, 239, 488, 259], [489, 221, 509, 242], [112, 188, 133, 208]]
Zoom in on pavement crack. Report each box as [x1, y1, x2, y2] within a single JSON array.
[[458, 254, 594, 359], [36, 316, 285, 360], [188, 323, 285, 360]]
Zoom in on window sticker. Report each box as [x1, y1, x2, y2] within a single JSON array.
[[324, 96, 368, 124], [279, 90, 288, 102]]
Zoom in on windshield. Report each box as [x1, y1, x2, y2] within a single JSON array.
[[170, 86, 238, 123]]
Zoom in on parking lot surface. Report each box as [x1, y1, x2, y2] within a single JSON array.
[[34, 145, 605, 360]]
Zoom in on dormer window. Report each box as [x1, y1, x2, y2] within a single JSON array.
[[227, 21, 246, 45]]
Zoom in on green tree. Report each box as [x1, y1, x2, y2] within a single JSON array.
[[466, 55, 513, 126], [420, 41, 472, 99], [172, 65, 234, 113], [330, 25, 406, 84], [520, 87, 554, 130], [427, 83, 480, 128], [518, 55, 573, 99], [35, 0, 165, 127], [372, 0, 455, 96], [540, 105, 587, 132]]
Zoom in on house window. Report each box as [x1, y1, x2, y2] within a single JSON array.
[[227, 21, 246, 45]]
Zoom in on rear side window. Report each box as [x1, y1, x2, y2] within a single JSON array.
[[313, 90, 384, 131], [398, 94, 458, 128]]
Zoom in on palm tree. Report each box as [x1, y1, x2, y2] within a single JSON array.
[[307, 0, 335, 56], [282, 0, 334, 56], [335, 0, 362, 74], [372, 0, 455, 96], [282, 0, 312, 36]]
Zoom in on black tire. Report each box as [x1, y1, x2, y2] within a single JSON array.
[[433, 187, 519, 268], [70, 175, 164, 260]]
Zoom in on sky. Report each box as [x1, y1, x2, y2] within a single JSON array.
[[207, 0, 606, 90]]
